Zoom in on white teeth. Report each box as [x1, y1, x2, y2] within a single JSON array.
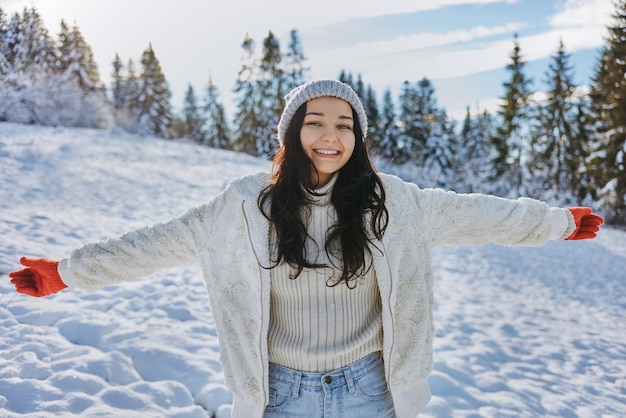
[[316, 149, 339, 155]]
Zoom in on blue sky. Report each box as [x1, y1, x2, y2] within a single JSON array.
[[3, 0, 615, 119]]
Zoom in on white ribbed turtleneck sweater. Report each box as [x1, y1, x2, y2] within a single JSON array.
[[267, 175, 383, 372]]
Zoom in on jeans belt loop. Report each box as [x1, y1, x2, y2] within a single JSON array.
[[292, 371, 302, 398]]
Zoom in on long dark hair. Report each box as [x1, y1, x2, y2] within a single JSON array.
[[258, 101, 388, 288]]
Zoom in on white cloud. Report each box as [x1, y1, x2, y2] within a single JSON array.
[[3, 0, 521, 37], [307, 25, 520, 86], [325, 22, 527, 58], [549, 0, 614, 29], [213, 0, 523, 32], [309, 0, 611, 89]]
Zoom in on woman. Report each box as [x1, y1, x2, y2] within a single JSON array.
[[9, 79, 603, 418]]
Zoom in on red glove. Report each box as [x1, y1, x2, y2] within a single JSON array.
[[9, 257, 67, 297], [566, 207, 604, 240]]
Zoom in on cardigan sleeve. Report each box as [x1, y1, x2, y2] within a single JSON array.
[[58, 188, 231, 290], [402, 183, 571, 248]]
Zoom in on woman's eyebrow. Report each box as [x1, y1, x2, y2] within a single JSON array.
[[304, 111, 353, 121]]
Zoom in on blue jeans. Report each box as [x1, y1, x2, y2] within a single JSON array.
[[264, 352, 395, 417]]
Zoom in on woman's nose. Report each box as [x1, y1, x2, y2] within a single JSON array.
[[321, 128, 337, 142]]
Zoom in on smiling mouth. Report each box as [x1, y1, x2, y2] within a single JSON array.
[[314, 149, 340, 155]]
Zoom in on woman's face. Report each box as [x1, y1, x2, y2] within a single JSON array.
[[300, 97, 356, 187]]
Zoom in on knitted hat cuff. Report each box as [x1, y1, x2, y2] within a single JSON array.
[[277, 79, 368, 145]]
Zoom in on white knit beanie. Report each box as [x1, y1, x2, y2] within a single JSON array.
[[277, 79, 368, 145]]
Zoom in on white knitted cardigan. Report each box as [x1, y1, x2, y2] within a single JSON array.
[[58, 172, 572, 418]]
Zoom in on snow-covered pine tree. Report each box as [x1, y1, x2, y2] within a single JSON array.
[[491, 34, 534, 197], [255, 30, 285, 158], [56, 20, 71, 72], [178, 83, 206, 143], [376, 88, 401, 160], [133, 43, 173, 138], [397, 80, 423, 163], [110, 56, 141, 131], [13, 7, 56, 73], [0, 8, 15, 119], [233, 33, 263, 156], [0, 11, 21, 74], [284, 29, 308, 91], [57, 20, 101, 92], [457, 107, 495, 193], [0, 10, 28, 123], [2, 7, 81, 126], [363, 84, 380, 145], [417, 78, 450, 181], [353, 74, 365, 100], [587, 0, 626, 224], [0, 7, 11, 74], [56, 20, 111, 129], [203, 75, 231, 149], [0, 7, 6, 43], [572, 99, 595, 203], [337, 70, 353, 87], [528, 40, 580, 202], [110, 53, 125, 111]]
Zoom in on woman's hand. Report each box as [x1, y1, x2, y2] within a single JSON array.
[[565, 207, 604, 240], [9, 257, 67, 297]]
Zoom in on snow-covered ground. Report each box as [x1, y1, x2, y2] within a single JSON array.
[[1, 122, 624, 417]]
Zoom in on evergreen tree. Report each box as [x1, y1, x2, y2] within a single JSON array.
[[203, 75, 231, 149], [458, 107, 495, 193], [572, 99, 595, 202], [110, 56, 140, 130], [529, 40, 580, 201], [110, 53, 125, 110], [58, 19, 111, 128], [179, 83, 206, 143], [0, 7, 111, 128], [0, 7, 6, 44], [492, 34, 534, 196], [13, 7, 57, 73], [233, 33, 263, 155], [0, 10, 29, 122], [417, 77, 455, 186], [57, 20, 71, 71], [337, 70, 353, 87], [353, 74, 366, 99], [125, 58, 140, 105], [134, 43, 173, 138], [439, 116, 460, 189], [363, 85, 380, 145], [57, 20, 101, 91], [255, 30, 285, 157], [376, 88, 401, 159], [284, 29, 308, 91], [0, 7, 12, 74], [588, 0, 626, 224], [397, 80, 423, 162], [0, 12, 21, 73]]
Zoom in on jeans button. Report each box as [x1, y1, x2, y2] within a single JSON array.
[[324, 376, 333, 384]]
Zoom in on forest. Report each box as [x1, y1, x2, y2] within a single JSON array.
[[1, 3, 625, 225]]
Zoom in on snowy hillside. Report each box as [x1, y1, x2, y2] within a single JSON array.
[[1, 122, 625, 417]]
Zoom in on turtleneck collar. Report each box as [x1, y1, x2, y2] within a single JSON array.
[[304, 173, 338, 206]]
